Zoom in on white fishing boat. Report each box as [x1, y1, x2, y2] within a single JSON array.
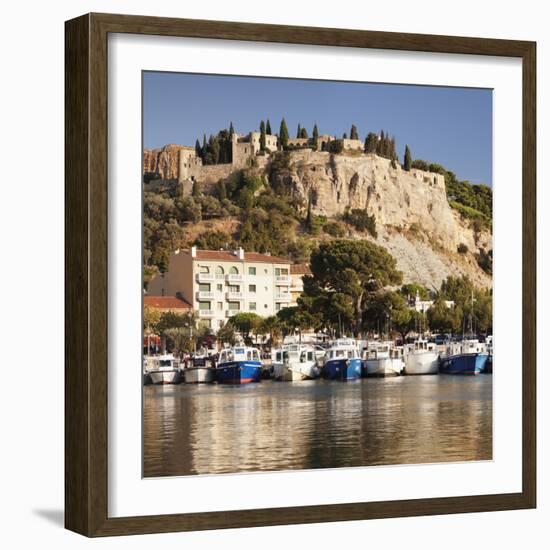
[[183, 355, 215, 383], [147, 354, 182, 385], [272, 344, 320, 381], [404, 338, 439, 375], [362, 342, 404, 377]]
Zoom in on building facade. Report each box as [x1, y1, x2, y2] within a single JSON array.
[[290, 263, 311, 306], [147, 247, 292, 329]]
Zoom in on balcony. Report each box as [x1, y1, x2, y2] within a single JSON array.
[[275, 293, 292, 302], [226, 273, 243, 283], [197, 291, 216, 300], [275, 275, 291, 284], [196, 272, 215, 282], [198, 309, 215, 318], [226, 291, 244, 301], [226, 310, 241, 318]]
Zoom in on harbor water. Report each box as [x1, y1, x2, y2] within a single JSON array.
[[143, 375, 492, 477]]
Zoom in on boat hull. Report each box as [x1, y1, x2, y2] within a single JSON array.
[[323, 358, 362, 381], [440, 353, 489, 375], [149, 369, 182, 385], [363, 358, 404, 377], [216, 361, 262, 384], [273, 363, 320, 381], [404, 352, 439, 375], [183, 366, 215, 383]]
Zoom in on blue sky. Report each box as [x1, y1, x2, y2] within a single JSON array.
[[143, 72, 492, 185]]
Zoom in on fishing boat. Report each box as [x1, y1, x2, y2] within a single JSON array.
[[215, 346, 262, 384], [272, 344, 320, 381], [183, 354, 215, 383], [439, 339, 489, 375], [362, 342, 404, 377], [147, 354, 182, 385], [404, 338, 439, 375], [322, 338, 362, 381]]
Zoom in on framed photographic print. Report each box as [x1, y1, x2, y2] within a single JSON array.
[[65, 13, 536, 537]]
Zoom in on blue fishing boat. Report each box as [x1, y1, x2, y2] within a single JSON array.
[[322, 338, 362, 381], [215, 346, 262, 384], [439, 339, 489, 375]]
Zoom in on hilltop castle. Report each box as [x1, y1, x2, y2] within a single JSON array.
[[143, 130, 366, 188]]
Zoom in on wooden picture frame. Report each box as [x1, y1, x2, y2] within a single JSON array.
[[65, 12, 536, 537]]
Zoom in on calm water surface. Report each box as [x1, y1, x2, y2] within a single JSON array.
[[143, 375, 492, 477]]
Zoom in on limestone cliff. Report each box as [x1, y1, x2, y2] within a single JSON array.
[[143, 144, 184, 180], [274, 150, 493, 290]]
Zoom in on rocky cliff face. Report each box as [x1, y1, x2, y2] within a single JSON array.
[[281, 150, 492, 290], [143, 144, 183, 180]]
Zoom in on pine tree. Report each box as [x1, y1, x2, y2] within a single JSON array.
[[350, 124, 359, 140], [259, 120, 266, 151], [296, 124, 302, 139], [404, 145, 412, 171], [266, 119, 272, 135], [279, 118, 289, 149]]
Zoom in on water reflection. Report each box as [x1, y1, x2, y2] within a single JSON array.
[[143, 376, 492, 477]]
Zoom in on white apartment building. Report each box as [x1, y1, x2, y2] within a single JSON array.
[[147, 247, 292, 329]]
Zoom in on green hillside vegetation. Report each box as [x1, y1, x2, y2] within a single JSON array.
[[412, 159, 492, 229]]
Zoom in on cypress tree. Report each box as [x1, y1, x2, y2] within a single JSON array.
[[312, 123, 319, 142], [229, 121, 235, 136], [404, 145, 412, 171], [377, 130, 385, 155], [343, 132, 348, 139], [350, 124, 359, 140], [296, 123, 302, 139], [259, 120, 266, 151], [266, 119, 272, 135], [365, 132, 378, 154], [202, 134, 207, 156], [279, 118, 289, 149], [195, 139, 202, 158], [299, 127, 308, 139]]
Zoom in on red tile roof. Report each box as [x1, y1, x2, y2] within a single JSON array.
[[290, 263, 312, 275], [144, 295, 191, 310], [192, 249, 290, 264]]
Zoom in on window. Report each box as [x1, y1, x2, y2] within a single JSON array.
[[275, 303, 282, 311], [198, 301, 211, 310], [198, 283, 210, 292], [199, 266, 210, 273], [248, 267, 256, 275], [228, 302, 240, 311], [228, 285, 240, 292], [229, 266, 239, 274], [249, 302, 256, 311], [275, 268, 289, 276], [249, 284, 256, 293], [217, 302, 223, 311], [215, 266, 224, 275], [216, 284, 223, 292]]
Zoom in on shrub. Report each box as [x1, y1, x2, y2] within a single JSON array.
[[457, 243, 469, 254], [343, 209, 377, 237], [323, 221, 346, 237]]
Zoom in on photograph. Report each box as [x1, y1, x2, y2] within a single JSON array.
[[141, 71, 493, 478]]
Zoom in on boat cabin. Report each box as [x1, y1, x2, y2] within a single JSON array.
[[219, 347, 261, 363]]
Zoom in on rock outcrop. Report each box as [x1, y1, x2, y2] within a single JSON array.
[[143, 144, 185, 180], [276, 150, 492, 289]]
